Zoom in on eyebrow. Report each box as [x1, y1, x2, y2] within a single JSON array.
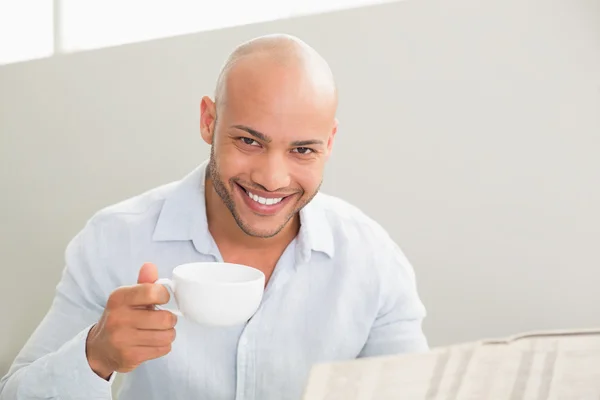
[[290, 139, 325, 147], [232, 125, 271, 143], [232, 125, 325, 147]]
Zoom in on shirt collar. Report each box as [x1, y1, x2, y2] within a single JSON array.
[[297, 194, 335, 261], [152, 160, 334, 261]]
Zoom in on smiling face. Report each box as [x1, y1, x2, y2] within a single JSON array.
[[201, 51, 338, 238]]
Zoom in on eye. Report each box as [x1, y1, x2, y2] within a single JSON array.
[[292, 147, 314, 155], [240, 137, 260, 146]]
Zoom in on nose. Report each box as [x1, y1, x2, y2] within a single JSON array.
[[250, 153, 291, 192]]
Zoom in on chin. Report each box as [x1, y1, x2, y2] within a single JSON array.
[[246, 229, 283, 239], [236, 214, 291, 239]]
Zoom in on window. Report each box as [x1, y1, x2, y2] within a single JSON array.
[[0, 1, 54, 65], [0, 0, 394, 65], [291, 0, 394, 16], [59, 0, 294, 52]]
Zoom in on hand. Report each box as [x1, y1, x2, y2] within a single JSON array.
[[85, 263, 177, 379]]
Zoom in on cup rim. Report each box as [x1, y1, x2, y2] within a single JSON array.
[[172, 261, 265, 286]]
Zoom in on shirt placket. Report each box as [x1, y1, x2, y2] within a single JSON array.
[[235, 314, 259, 400], [234, 241, 300, 400]]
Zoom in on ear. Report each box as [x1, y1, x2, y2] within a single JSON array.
[[326, 118, 338, 158], [200, 96, 217, 145]]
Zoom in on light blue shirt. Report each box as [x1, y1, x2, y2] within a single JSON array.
[[0, 160, 428, 400]]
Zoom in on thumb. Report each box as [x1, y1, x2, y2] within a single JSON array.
[[137, 262, 159, 284]]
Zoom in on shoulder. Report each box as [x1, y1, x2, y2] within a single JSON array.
[[88, 180, 177, 230], [314, 192, 425, 302], [309, 192, 417, 282], [73, 180, 180, 254], [64, 180, 182, 284]]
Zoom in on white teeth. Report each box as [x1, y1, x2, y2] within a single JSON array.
[[246, 190, 283, 206]]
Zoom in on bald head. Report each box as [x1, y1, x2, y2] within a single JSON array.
[[214, 34, 337, 111], [200, 34, 339, 239]]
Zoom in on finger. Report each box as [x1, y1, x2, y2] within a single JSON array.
[[124, 283, 170, 307], [137, 345, 173, 362], [132, 329, 177, 347], [131, 309, 177, 330], [136, 264, 161, 309], [137, 262, 159, 284]]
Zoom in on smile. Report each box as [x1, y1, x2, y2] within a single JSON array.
[[235, 182, 295, 215], [245, 190, 284, 205]]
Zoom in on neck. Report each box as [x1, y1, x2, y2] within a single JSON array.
[[204, 177, 299, 251]]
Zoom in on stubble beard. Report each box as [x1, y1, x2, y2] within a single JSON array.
[[207, 146, 321, 239]]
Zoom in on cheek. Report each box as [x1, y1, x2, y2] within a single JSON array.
[[216, 143, 250, 176], [291, 164, 323, 192]]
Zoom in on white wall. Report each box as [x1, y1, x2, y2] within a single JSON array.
[[1, 0, 599, 376]]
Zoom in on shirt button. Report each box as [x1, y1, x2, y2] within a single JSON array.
[[240, 337, 248, 346]]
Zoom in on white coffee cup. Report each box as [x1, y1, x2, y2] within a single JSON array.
[[155, 262, 265, 327]]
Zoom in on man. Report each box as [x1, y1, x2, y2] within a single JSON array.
[[0, 34, 428, 400]]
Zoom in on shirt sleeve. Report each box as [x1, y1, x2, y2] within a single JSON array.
[[358, 238, 429, 358], [0, 219, 116, 399]]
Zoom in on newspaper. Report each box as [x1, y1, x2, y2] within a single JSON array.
[[302, 328, 600, 399]]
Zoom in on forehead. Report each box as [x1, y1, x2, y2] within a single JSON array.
[[219, 58, 336, 141]]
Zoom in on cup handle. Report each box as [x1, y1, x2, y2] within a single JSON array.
[[154, 278, 183, 317]]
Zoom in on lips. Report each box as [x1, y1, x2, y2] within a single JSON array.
[[245, 190, 284, 206], [235, 182, 296, 215]]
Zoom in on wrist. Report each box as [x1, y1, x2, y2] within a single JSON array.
[[85, 325, 113, 380], [87, 355, 113, 380]]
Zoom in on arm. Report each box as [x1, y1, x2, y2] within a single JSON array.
[[0, 220, 114, 399], [359, 240, 429, 358]]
